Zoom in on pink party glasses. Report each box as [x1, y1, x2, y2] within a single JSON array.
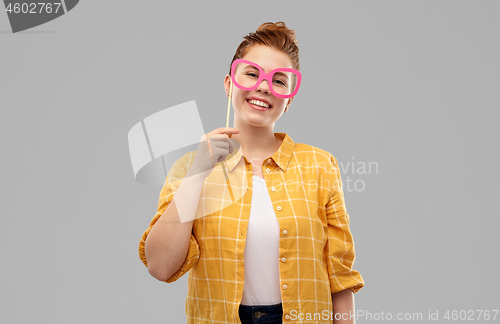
[[231, 59, 301, 98]]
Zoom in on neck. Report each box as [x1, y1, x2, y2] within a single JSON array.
[[230, 122, 279, 157]]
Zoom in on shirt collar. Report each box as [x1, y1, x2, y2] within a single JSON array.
[[224, 132, 295, 173]]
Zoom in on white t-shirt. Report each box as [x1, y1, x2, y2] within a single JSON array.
[[240, 176, 282, 306]]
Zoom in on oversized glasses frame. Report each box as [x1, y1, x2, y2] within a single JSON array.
[[230, 59, 302, 99]]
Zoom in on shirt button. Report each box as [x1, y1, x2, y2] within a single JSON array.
[[271, 187, 276, 192], [277, 206, 281, 211], [266, 168, 270, 173], [283, 284, 287, 290], [285, 315, 290, 320], [267, 158, 272, 163], [283, 229, 287, 235], [281, 257, 286, 262]]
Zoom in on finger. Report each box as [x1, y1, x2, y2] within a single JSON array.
[[211, 137, 234, 155], [213, 127, 240, 136], [212, 141, 230, 153]]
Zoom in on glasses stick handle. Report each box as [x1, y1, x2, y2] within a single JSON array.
[[226, 81, 233, 128], [223, 81, 235, 202]]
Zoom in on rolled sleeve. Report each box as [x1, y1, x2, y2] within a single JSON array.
[[138, 153, 201, 283], [324, 155, 365, 294]]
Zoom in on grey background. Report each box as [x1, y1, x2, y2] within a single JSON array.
[[1, 1, 499, 323]]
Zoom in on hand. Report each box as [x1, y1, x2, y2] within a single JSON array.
[[187, 127, 240, 179]]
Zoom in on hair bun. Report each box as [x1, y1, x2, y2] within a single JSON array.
[[256, 21, 297, 44]]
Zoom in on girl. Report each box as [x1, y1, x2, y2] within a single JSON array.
[[139, 22, 364, 324]]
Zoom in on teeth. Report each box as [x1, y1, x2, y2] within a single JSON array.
[[248, 99, 269, 108]]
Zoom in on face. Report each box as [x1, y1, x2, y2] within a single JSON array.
[[224, 45, 295, 127]]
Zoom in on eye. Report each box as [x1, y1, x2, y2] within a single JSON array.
[[246, 72, 258, 78], [273, 79, 287, 87]]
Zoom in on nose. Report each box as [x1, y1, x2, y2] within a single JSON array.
[[256, 79, 270, 94]]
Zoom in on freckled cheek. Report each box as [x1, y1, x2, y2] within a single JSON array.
[[231, 91, 246, 109], [274, 100, 287, 110], [233, 90, 246, 103]]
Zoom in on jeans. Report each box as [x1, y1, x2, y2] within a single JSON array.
[[238, 303, 283, 324]]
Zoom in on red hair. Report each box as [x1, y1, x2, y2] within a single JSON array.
[[229, 22, 300, 89]]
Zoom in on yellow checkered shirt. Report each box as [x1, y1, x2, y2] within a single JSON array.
[[139, 132, 364, 323]]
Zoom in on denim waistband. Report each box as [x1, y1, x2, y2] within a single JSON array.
[[239, 303, 283, 324]]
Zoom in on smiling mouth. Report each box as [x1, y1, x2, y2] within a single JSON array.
[[247, 99, 271, 109]]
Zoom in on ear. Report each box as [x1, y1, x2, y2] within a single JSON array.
[[224, 74, 231, 97], [286, 96, 294, 109]]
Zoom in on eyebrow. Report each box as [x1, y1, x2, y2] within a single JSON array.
[[242, 64, 259, 70], [273, 71, 290, 79]]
